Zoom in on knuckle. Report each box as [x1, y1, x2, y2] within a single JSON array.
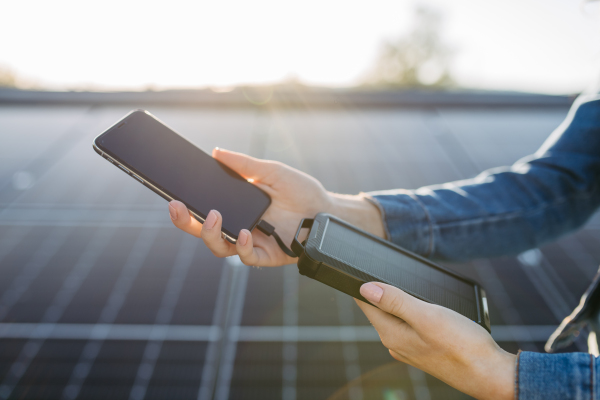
[[238, 248, 255, 263], [203, 238, 220, 251], [200, 228, 217, 240], [210, 248, 229, 258], [178, 221, 193, 231], [237, 248, 257, 264], [240, 256, 255, 266], [267, 160, 284, 175], [236, 247, 252, 261], [387, 294, 407, 317], [209, 249, 222, 258], [170, 215, 185, 227]]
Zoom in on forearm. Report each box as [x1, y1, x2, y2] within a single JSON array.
[[368, 96, 600, 262], [372, 164, 600, 261]]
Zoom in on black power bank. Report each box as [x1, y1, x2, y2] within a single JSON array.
[[291, 213, 491, 332]]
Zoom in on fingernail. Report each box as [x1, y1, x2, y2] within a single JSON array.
[[205, 210, 217, 230], [169, 203, 178, 221], [238, 230, 249, 246], [360, 283, 383, 303]]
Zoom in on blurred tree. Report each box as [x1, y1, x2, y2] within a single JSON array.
[[364, 6, 455, 89], [0, 65, 17, 87]]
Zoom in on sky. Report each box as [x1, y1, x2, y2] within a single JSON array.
[[1, 0, 599, 94]]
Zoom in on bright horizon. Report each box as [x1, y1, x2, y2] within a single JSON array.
[[2, 0, 600, 94]]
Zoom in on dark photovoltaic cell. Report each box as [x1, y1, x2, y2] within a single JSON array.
[[320, 220, 478, 320]]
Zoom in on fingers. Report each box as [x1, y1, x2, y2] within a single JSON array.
[[169, 200, 203, 237], [360, 282, 427, 329], [199, 209, 237, 257], [354, 297, 407, 330], [213, 148, 281, 185], [169, 201, 236, 257], [354, 297, 417, 348], [236, 229, 272, 266]]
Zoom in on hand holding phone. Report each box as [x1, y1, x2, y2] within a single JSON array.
[[95, 110, 384, 267], [169, 148, 332, 266]]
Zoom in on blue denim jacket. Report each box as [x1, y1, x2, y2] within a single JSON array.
[[368, 93, 600, 399]]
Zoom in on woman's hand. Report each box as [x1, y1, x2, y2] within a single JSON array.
[[168, 148, 385, 267], [357, 282, 516, 400]]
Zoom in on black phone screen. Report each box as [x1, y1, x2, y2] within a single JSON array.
[[95, 110, 271, 239]]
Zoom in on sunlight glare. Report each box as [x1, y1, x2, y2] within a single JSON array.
[[0, 0, 599, 94]]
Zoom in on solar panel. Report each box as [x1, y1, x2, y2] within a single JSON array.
[[320, 219, 479, 321], [0, 103, 583, 400]]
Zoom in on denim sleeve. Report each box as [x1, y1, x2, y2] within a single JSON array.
[[368, 94, 600, 262], [517, 351, 598, 399]]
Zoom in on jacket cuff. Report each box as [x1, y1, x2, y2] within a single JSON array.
[[365, 190, 433, 257], [517, 351, 594, 400]]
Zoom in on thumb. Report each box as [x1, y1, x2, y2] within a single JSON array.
[[213, 148, 281, 185], [360, 282, 424, 327]]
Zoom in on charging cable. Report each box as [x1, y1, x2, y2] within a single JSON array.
[[256, 220, 297, 258]]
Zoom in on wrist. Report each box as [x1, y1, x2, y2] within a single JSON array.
[[324, 192, 386, 239], [472, 349, 516, 400]]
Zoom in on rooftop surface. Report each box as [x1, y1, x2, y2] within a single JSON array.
[[0, 90, 597, 400]]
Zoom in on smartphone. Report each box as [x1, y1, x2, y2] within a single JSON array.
[[292, 213, 491, 332], [92, 110, 271, 242]]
